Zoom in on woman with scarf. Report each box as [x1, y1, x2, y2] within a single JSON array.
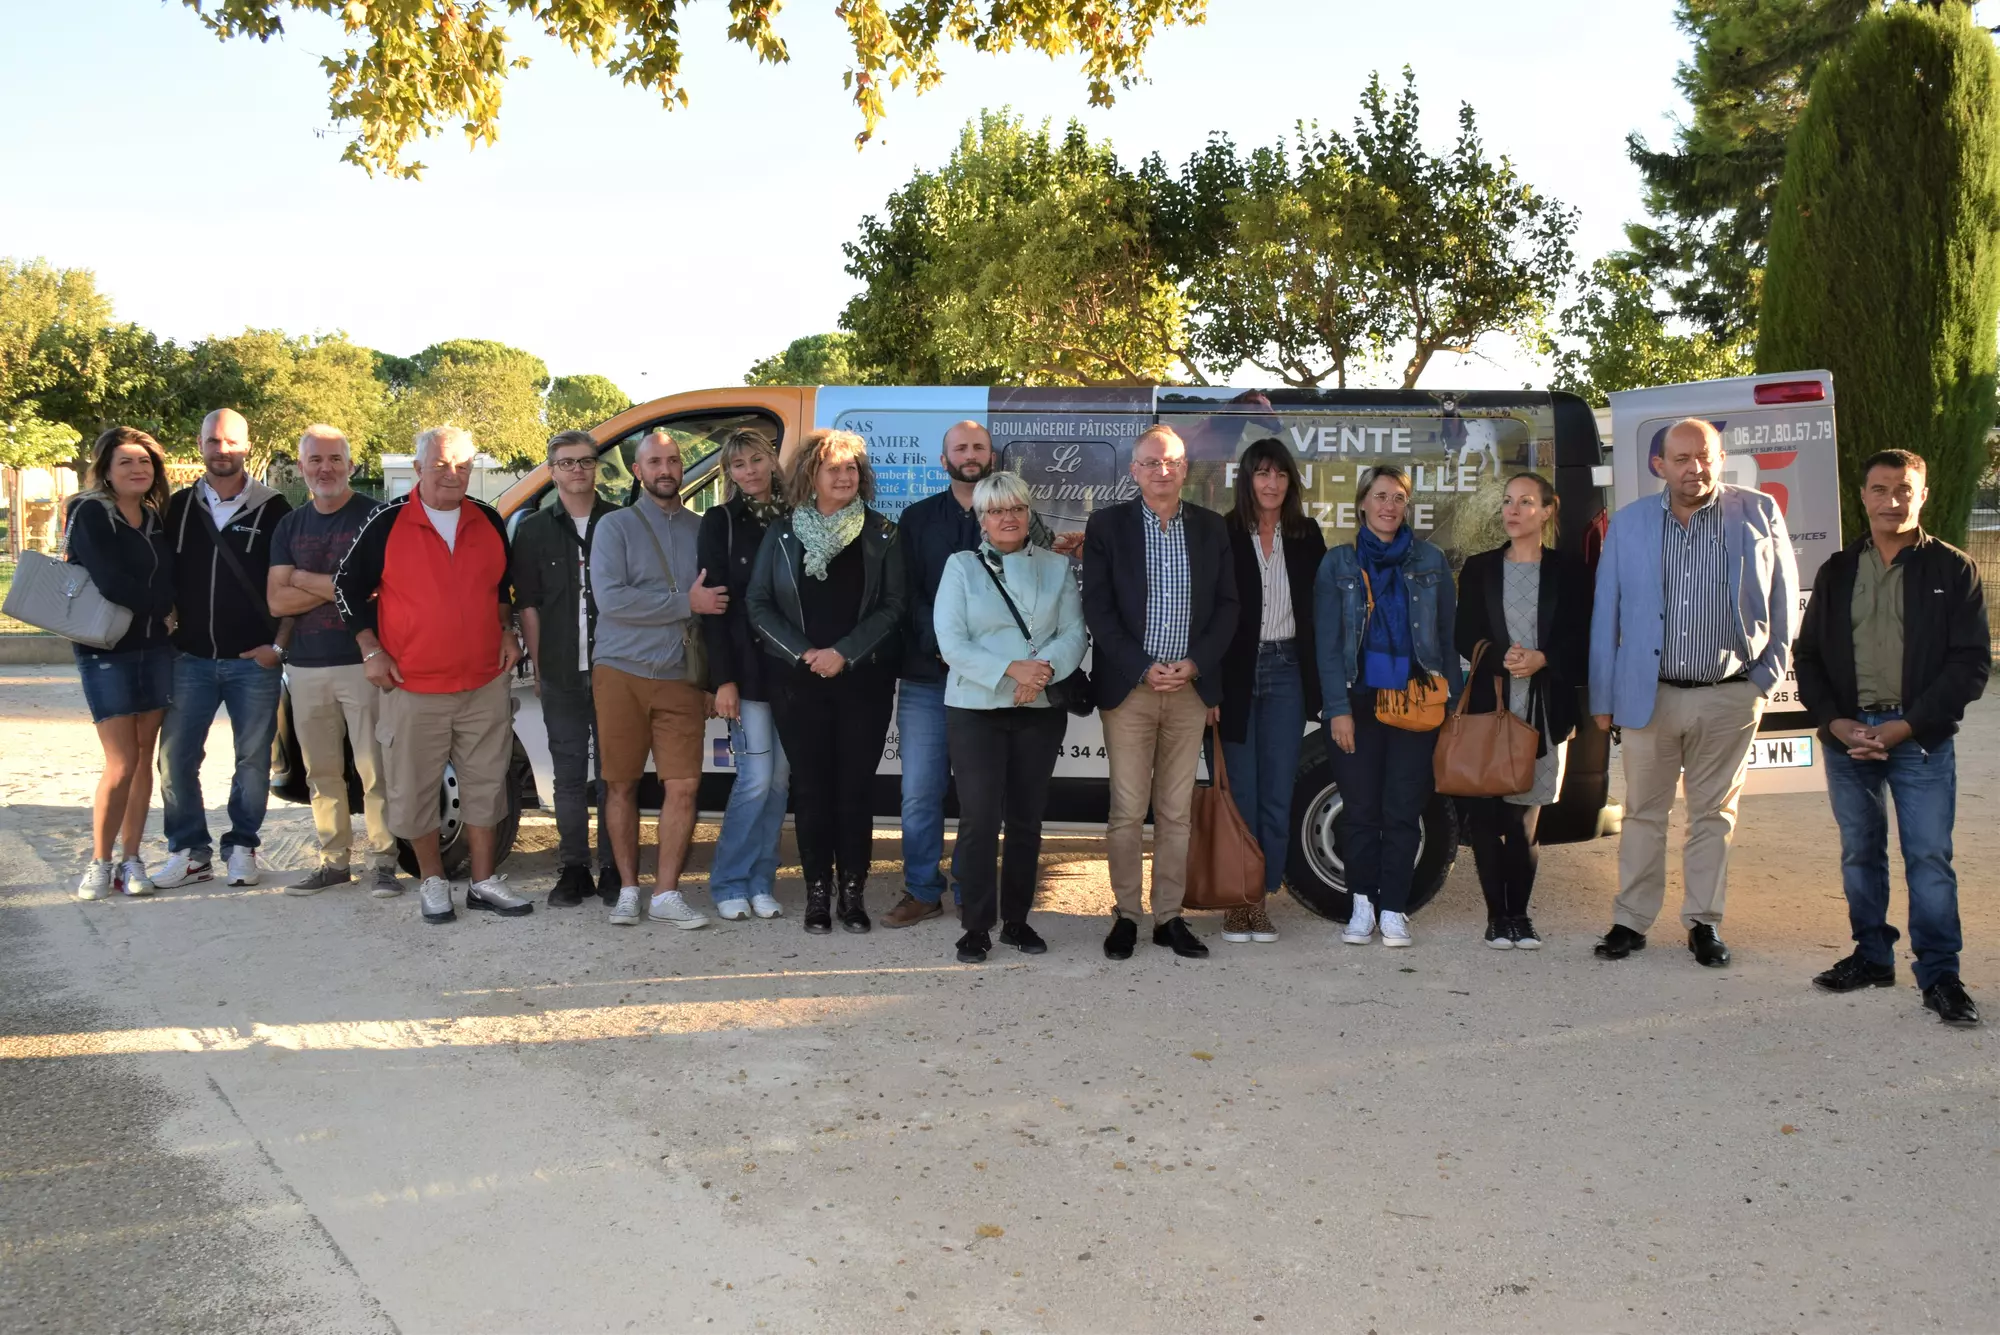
[[1313, 465, 1461, 948], [745, 429, 906, 934], [932, 470, 1087, 963], [698, 427, 793, 922]]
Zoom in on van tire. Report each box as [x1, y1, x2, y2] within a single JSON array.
[[395, 732, 532, 880], [1283, 732, 1459, 922]]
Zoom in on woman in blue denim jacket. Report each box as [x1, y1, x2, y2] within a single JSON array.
[[1314, 465, 1461, 948]]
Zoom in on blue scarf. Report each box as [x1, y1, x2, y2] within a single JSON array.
[[1356, 525, 1414, 690]]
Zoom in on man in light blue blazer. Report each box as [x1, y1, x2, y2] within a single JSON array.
[[1589, 418, 1798, 968]]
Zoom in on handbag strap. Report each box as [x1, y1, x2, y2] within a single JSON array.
[[194, 500, 273, 626], [635, 506, 681, 596], [976, 555, 1038, 650], [1205, 722, 1234, 794], [1457, 639, 1492, 717]]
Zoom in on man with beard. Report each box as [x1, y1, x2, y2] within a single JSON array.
[[265, 425, 398, 897], [881, 420, 1074, 929], [156, 408, 293, 889], [589, 429, 731, 929]]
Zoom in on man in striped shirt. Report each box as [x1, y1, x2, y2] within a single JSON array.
[[1589, 418, 1798, 968]]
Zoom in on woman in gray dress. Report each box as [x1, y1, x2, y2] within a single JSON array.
[[1453, 474, 1592, 949]]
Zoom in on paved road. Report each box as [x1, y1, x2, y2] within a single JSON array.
[[2, 665, 1996, 1333]]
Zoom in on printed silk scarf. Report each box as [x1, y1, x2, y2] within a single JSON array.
[[1356, 524, 1415, 690], [793, 498, 866, 580]]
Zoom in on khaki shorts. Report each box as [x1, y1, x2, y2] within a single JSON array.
[[375, 672, 513, 839], [594, 664, 706, 783]]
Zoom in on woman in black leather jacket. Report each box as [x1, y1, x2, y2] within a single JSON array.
[[745, 428, 906, 934]]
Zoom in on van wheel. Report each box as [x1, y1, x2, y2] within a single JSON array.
[[1283, 735, 1459, 921], [396, 733, 531, 880]]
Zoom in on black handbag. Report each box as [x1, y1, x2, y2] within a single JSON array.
[[975, 555, 1094, 717]]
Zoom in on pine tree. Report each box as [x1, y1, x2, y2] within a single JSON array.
[[1757, 1, 2000, 545]]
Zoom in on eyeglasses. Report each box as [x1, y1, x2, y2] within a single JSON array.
[[1133, 457, 1184, 473], [552, 457, 600, 473], [984, 504, 1030, 519]]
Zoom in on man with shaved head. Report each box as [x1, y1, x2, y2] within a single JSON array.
[[1589, 416, 1797, 967], [155, 408, 294, 889]]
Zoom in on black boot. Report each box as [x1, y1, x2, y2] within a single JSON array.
[[837, 871, 872, 934], [803, 876, 834, 935]]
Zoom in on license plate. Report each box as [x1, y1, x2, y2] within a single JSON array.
[[1746, 736, 1814, 769]]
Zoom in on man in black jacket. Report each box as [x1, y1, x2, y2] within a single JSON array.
[[1795, 450, 1990, 1026], [156, 408, 293, 889], [1081, 424, 1238, 961], [512, 430, 618, 907]]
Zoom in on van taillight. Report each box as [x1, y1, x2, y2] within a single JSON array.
[[1753, 380, 1824, 404]]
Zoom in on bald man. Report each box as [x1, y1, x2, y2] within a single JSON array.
[[156, 408, 295, 889], [1588, 417, 1797, 967]]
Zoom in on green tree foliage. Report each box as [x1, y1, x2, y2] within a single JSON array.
[[1757, 1, 2000, 545], [179, 330, 389, 471], [744, 333, 875, 386], [176, 0, 1206, 178], [388, 355, 549, 467], [842, 111, 1192, 386], [0, 408, 81, 472], [547, 373, 632, 432], [1549, 258, 1751, 405], [1624, 0, 1874, 343]]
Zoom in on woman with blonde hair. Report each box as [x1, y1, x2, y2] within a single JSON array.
[[699, 427, 793, 920], [745, 429, 905, 934], [65, 426, 177, 899]]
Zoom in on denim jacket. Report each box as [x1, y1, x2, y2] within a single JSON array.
[[1313, 536, 1462, 720]]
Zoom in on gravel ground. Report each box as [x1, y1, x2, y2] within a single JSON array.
[[0, 665, 1994, 1334]]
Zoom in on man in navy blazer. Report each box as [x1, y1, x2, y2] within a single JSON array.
[[1589, 418, 1797, 968], [1081, 424, 1239, 962]]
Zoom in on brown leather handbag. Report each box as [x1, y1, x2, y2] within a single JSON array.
[[1433, 641, 1542, 797], [1183, 724, 1268, 909]]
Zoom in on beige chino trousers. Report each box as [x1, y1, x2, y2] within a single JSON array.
[[1614, 679, 1765, 933], [288, 662, 395, 869], [1101, 685, 1209, 924]]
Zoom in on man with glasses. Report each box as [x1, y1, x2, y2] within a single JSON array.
[[1082, 424, 1238, 960], [512, 430, 618, 907]]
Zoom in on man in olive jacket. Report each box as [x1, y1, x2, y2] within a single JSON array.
[[1795, 449, 1990, 1026]]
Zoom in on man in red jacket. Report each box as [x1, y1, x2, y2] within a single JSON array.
[[334, 425, 531, 925]]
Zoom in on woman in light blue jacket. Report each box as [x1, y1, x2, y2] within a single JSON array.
[[934, 471, 1087, 963]]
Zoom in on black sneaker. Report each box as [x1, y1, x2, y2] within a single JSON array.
[[999, 921, 1048, 955], [596, 863, 621, 906], [1923, 975, 1982, 1027], [1483, 920, 1515, 950], [1813, 951, 1895, 993], [1509, 917, 1542, 950], [548, 865, 591, 908], [956, 930, 991, 963]]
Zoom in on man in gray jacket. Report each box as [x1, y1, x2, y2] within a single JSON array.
[[1589, 418, 1797, 968], [589, 430, 730, 929]]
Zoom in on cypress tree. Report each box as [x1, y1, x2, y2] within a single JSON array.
[[1757, 1, 2000, 545]]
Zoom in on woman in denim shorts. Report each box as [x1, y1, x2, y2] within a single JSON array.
[[66, 427, 177, 900]]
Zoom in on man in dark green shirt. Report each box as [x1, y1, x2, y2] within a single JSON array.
[[512, 430, 618, 907]]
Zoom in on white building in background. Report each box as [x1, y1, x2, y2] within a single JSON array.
[[378, 453, 524, 502]]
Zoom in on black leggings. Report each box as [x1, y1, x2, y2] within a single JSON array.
[[1462, 796, 1540, 920], [946, 705, 1068, 933], [770, 665, 895, 884]]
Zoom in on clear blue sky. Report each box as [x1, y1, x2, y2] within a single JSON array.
[[0, 1, 1763, 401]]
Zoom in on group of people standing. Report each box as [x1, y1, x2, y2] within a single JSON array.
[[61, 409, 1989, 1026]]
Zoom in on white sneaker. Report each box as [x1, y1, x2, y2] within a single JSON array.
[[467, 875, 533, 917], [77, 860, 114, 901], [418, 876, 455, 924], [1342, 893, 1376, 945], [649, 889, 710, 930], [1380, 911, 1412, 947], [225, 846, 261, 886], [117, 859, 156, 897], [750, 893, 783, 919], [714, 897, 752, 921], [153, 849, 212, 888], [609, 887, 642, 926]]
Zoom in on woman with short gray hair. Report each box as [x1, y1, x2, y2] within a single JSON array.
[[932, 470, 1087, 962]]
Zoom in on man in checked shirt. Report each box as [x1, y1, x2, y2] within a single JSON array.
[[1588, 418, 1797, 968]]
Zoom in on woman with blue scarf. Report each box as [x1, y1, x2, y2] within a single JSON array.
[[1313, 465, 1461, 948]]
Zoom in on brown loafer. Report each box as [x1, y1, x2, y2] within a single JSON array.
[[880, 893, 943, 929]]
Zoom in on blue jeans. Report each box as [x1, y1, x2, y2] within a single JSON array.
[[897, 678, 959, 904], [1824, 710, 1962, 990], [160, 652, 282, 855], [709, 700, 791, 905], [1222, 642, 1306, 893]]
